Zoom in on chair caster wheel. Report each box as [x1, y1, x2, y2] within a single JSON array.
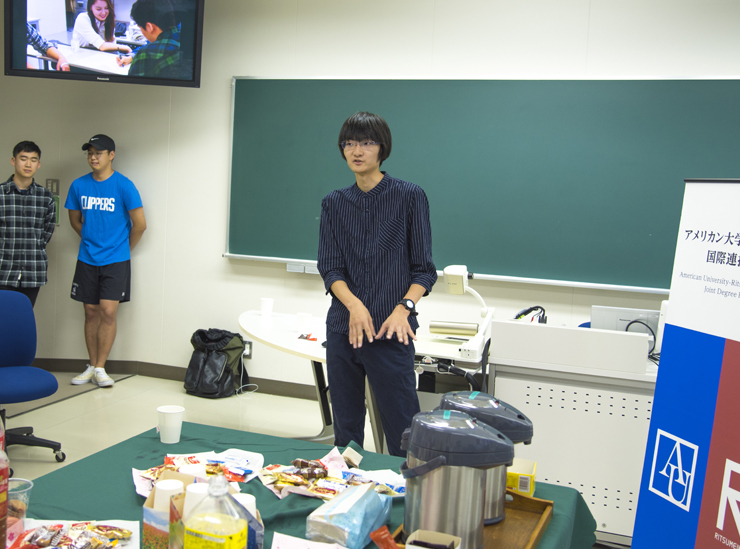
[[55, 451, 66, 462]]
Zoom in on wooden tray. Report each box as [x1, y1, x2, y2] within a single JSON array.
[[393, 489, 553, 549]]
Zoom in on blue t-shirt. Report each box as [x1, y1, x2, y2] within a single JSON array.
[[64, 171, 143, 266]]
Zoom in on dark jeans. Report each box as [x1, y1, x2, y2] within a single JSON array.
[[0, 285, 40, 306], [326, 330, 421, 457]]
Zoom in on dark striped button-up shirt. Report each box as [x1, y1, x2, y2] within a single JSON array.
[[318, 173, 437, 335], [0, 176, 56, 287]]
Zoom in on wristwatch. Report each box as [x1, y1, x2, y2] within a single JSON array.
[[397, 299, 418, 316]]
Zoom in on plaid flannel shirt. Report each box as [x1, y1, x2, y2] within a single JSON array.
[[0, 176, 56, 287], [128, 26, 182, 78], [26, 23, 51, 56]]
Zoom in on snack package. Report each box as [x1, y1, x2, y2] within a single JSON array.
[[7, 522, 127, 549], [306, 484, 391, 549]]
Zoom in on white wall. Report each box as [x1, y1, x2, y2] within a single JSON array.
[[3, 0, 739, 386], [28, 0, 67, 36]]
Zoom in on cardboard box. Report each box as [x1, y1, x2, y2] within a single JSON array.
[[142, 470, 195, 549], [506, 457, 536, 497], [406, 530, 461, 549], [142, 471, 262, 549]]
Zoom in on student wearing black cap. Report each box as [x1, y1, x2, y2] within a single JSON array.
[[65, 134, 146, 387]]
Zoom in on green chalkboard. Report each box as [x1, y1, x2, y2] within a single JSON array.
[[228, 79, 740, 289]]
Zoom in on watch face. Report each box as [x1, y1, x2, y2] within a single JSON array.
[[405, 299, 414, 309]]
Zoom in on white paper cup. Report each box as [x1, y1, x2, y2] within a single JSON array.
[[260, 298, 274, 317], [232, 493, 257, 518], [157, 405, 185, 444], [296, 313, 311, 334], [182, 482, 210, 519], [153, 479, 184, 513]]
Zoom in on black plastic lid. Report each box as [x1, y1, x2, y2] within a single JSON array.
[[439, 391, 533, 444], [401, 409, 514, 467]]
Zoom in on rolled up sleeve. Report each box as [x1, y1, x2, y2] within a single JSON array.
[[317, 197, 346, 294], [408, 188, 438, 294]]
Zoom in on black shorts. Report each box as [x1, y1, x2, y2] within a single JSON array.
[[71, 260, 131, 304]]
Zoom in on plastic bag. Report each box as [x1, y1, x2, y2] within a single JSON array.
[[306, 484, 391, 549]]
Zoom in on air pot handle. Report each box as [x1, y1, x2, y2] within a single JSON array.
[[400, 456, 447, 479]]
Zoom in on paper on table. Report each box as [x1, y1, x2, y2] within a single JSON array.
[[319, 447, 348, 472], [132, 448, 264, 497], [168, 449, 264, 483], [349, 468, 406, 497], [271, 532, 344, 549]]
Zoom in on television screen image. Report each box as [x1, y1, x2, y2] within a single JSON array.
[[4, 0, 204, 87]]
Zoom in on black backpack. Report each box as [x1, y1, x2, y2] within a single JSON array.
[[184, 328, 248, 398]]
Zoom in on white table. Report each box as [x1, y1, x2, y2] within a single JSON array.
[[238, 311, 333, 442], [56, 44, 130, 75], [238, 310, 491, 453]]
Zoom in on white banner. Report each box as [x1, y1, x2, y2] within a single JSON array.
[[668, 181, 740, 342]]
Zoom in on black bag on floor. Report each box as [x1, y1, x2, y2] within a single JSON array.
[[184, 328, 248, 398]]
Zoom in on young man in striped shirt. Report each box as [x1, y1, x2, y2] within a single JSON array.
[[0, 141, 56, 306], [318, 112, 438, 457]]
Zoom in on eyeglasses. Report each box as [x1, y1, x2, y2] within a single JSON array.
[[340, 140, 379, 151], [86, 151, 108, 159]]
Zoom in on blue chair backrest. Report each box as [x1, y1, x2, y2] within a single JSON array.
[[0, 290, 37, 367]]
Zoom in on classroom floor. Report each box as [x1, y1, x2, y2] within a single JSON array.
[[5, 375, 376, 481]]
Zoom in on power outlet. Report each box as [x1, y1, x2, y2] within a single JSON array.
[[243, 340, 252, 359]]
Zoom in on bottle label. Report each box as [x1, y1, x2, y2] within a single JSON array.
[[1, 455, 9, 549], [184, 526, 247, 549]]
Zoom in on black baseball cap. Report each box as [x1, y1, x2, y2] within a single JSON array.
[[82, 134, 115, 152]]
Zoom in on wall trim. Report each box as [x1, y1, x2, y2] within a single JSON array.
[[32, 359, 318, 401]]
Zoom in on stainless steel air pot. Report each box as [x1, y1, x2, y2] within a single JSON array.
[[400, 409, 514, 549], [439, 391, 534, 525]]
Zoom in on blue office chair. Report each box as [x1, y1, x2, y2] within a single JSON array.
[[0, 290, 65, 464]]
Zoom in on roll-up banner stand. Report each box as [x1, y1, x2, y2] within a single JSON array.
[[633, 179, 740, 547]]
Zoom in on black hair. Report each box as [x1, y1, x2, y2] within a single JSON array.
[[130, 0, 176, 31], [338, 112, 392, 165], [13, 141, 41, 159]]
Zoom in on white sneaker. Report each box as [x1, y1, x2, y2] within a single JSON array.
[[71, 364, 95, 385], [93, 368, 115, 387]]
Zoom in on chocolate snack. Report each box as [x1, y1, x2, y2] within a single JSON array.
[[299, 468, 327, 479], [292, 459, 324, 469]]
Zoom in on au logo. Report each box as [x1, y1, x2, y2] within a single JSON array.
[[648, 429, 699, 511]]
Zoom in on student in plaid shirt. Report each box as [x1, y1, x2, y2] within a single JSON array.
[[0, 141, 56, 306], [117, 0, 182, 78], [26, 23, 71, 71]]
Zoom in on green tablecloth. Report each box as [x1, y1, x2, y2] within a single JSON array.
[[28, 422, 596, 548]]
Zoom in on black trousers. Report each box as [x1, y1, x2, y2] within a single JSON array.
[[0, 285, 40, 306], [326, 330, 420, 457]]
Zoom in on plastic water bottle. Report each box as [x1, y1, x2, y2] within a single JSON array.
[[1, 423, 9, 549], [183, 474, 249, 549]]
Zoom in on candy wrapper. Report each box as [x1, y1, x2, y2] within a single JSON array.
[[133, 448, 263, 497], [8, 520, 139, 549], [306, 484, 391, 549], [258, 447, 404, 501]]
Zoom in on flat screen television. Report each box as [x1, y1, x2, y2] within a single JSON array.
[[4, 0, 204, 87]]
